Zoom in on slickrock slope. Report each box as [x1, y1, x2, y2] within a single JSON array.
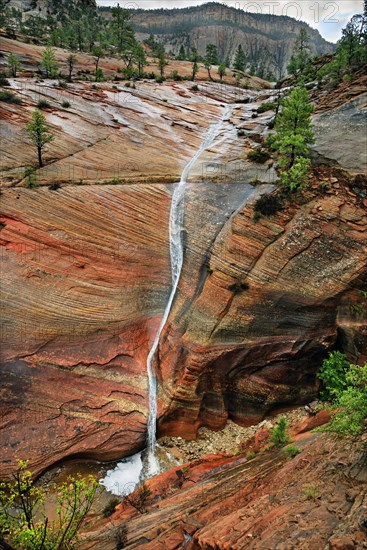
[[81, 422, 367, 549], [0, 184, 172, 478], [312, 94, 367, 174], [0, 78, 220, 185], [0, 68, 272, 477]]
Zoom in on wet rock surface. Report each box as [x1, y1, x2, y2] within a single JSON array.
[[0, 41, 366, 481]]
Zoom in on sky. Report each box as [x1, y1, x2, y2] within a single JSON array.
[[96, 0, 364, 42]]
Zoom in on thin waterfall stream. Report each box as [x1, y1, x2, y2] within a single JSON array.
[[145, 103, 233, 475], [101, 103, 233, 495]]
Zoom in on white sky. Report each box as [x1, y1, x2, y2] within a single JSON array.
[[96, 0, 364, 42]]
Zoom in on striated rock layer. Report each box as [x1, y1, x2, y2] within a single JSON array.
[[0, 72, 366, 478], [81, 425, 367, 549], [157, 182, 367, 439], [0, 185, 171, 478]]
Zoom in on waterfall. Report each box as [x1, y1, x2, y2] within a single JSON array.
[[145, 103, 233, 476]]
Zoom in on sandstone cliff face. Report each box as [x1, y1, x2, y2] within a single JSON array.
[[132, 2, 335, 77], [156, 181, 367, 439], [0, 184, 172, 478], [0, 39, 366, 479]]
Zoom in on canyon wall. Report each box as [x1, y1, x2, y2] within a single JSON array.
[[0, 52, 366, 477], [157, 182, 367, 439], [131, 3, 335, 77]]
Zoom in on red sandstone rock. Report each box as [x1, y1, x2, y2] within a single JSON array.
[[295, 410, 332, 434], [0, 185, 172, 478], [80, 434, 367, 549], [157, 188, 367, 440], [328, 535, 356, 550]]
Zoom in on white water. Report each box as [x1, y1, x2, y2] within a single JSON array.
[[100, 452, 143, 496], [145, 103, 233, 475]]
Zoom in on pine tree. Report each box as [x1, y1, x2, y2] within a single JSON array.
[[66, 53, 76, 83], [110, 3, 137, 66], [287, 28, 311, 76], [191, 48, 199, 81], [92, 46, 103, 81], [26, 109, 54, 168], [157, 45, 168, 77], [339, 14, 367, 68], [8, 53, 21, 77], [218, 63, 226, 81], [269, 87, 314, 191], [40, 46, 58, 78], [233, 44, 246, 71], [135, 43, 147, 77], [204, 44, 219, 80], [177, 44, 186, 60]]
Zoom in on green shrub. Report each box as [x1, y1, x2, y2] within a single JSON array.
[[191, 84, 199, 91], [257, 101, 276, 114], [247, 148, 271, 164], [102, 497, 120, 518], [171, 70, 182, 81], [0, 90, 21, 104], [24, 166, 38, 188], [253, 211, 261, 222], [254, 194, 283, 216], [280, 157, 311, 192], [49, 182, 61, 191], [302, 484, 319, 500], [270, 417, 291, 447], [155, 75, 166, 83], [0, 74, 11, 86], [285, 445, 300, 458], [317, 351, 350, 401], [37, 99, 51, 109], [318, 353, 367, 438], [229, 281, 249, 293], [95, 68, 104, 82], [61, 100, 70, 108], [0, 460, 97, 550]]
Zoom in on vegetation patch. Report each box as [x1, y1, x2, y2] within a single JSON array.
[[229, 281, 249, 293], [270, 417, 291, 447], [0, 90, 21, 104], [257, 101, 276, 114], [0, 460, 97, 550], [0, 74, 11, 86], [284, 445, 301, 458], [254, 194, 283, 216], [318, 351, 367, 438], [247, 148, 270, 163], [37, 99, 51, 109], [102, 497, 120, 518]]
